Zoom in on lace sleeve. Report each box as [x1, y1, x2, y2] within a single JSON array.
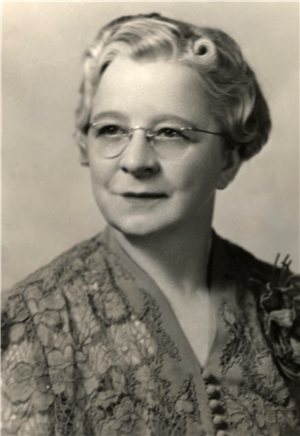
[[1, 290, 54, 436]]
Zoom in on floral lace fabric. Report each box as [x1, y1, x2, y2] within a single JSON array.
[[2, 228, 300, 436], [205, 238, 300, 436]]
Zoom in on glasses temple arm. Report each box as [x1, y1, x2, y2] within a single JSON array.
[[190, 127, 224, 137]]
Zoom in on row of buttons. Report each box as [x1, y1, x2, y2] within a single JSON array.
[[202, 370, 228, 436]]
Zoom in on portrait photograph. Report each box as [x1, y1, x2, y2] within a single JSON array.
[[2, 2, 300, 436]]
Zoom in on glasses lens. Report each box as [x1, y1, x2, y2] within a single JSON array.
[[151, 128, 195, 159], [90, 125, 207, 159], [91, 124, 128, 158]]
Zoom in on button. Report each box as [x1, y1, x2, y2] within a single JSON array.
[[202, 370, 212, 381], [209, 399, 221, 411], [213, 415, 226, 427], [216, 431, 228, 436], [206, 384, 219, 397]]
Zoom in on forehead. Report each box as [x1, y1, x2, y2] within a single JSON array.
[[91, 57, 212, 126]]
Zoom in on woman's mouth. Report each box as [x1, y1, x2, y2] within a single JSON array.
[[121, 192, 168, 204]]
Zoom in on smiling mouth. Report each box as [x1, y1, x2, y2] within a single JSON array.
[[121, 192, 167, 204], [122, 192, 167, 199]]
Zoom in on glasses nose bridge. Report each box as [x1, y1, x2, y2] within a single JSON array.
[[128, 127, 154, 143], [120, 127, 160, 173]]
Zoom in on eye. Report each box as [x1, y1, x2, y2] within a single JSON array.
[[155, 127, 188, 140], [92, 124, 126, 138]]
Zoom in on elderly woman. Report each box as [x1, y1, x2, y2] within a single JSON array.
[[2, 13, 300, 436]]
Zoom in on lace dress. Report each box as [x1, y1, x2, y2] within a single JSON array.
[[2, 227, 300, 436]]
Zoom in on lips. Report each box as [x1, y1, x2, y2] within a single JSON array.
[[119, 192, 168, 205], [122, 192, 167, 199]]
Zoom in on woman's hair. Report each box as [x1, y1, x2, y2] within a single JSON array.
[[75, 13, 271, 160]]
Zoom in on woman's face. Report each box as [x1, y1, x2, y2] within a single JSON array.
[[85, 57, 230, 237]]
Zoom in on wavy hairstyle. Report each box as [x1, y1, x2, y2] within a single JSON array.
[[75, 13, 271, 160]]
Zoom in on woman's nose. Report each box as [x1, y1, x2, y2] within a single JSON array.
[[120, 130, 160, 177]]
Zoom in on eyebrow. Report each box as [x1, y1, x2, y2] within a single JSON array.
[[91, 111, 207, 129], [150, 114, 204, 129], [91, 111, 129, 123]]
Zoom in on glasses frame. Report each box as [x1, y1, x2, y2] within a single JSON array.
[[89, 123, 223, 139], [88, 123, 224, 158]]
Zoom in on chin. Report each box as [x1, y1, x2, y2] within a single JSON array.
[[104, 211, 179, 238], [108, 219, 162, 237]]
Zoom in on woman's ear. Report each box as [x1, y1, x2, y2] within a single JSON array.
[[217, 148, 242, 190], [75, 130, 89, 166]]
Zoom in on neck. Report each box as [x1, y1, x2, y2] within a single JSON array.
[[113, 208, 213, 298]]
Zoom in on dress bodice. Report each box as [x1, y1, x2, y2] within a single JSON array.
[[2, 227, 300, 435]]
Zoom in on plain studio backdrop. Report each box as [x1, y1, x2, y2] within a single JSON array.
[[2, 2, 299, 291]]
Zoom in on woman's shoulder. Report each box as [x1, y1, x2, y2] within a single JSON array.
[[1, 232, 112, 434], [216, 231, 299, 285], [217, 232, 300, 381], [4, 233, 105, 295], [1, 233, 108, 336]]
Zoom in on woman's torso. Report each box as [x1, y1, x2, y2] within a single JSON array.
[[2, 227, 300, 436]]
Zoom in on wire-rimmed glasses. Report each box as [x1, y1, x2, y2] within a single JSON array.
[[89, 122, 224, 159]]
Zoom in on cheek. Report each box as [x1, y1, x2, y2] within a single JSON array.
[[171, 150, 222, 194], [88, 153, 115, 190]]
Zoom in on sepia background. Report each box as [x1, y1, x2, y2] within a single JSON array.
[[2, 2, 299, 291]]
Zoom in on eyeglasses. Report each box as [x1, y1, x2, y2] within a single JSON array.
[[89, 123, 224, 159]]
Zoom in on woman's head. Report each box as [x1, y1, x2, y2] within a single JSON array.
[[75, 13, 271, 160]]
